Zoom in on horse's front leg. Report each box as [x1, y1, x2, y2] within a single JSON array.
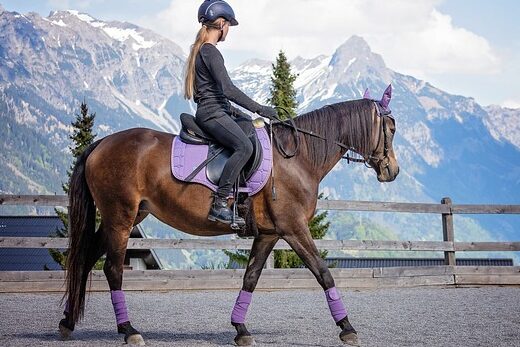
[[282, 221, 359, 346], [231, 233, 279, 346]]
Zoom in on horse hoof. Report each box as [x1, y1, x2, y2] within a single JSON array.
[[234, 334, 255, 346], [126, 333, 146, 346], [340, 331, 360, 346], [58, 323, 73, 340]]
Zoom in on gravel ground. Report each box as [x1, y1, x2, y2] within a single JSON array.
[[0, 286, 519, 347]]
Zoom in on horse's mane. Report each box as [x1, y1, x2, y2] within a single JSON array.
[[273, 98, 375, 167]]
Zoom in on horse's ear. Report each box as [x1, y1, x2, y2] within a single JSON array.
[[380, 84, 392, 108], [363, 88, 371, 99]]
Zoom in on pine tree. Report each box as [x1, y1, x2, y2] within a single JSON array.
[[223, 249, 249, 269], [224, 51, 331, 269], [268, 50, 298, 120], [223, 51, 297, 269], [49, 101, 103, 270], [268, 51, 330, 268]]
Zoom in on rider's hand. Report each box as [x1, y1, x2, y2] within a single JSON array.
[[257, 105, 278, 120]]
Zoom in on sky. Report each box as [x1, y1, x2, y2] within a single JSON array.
[[2, 0, 520, 108]]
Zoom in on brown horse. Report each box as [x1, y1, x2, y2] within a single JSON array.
[[59, 94, 399, 346]]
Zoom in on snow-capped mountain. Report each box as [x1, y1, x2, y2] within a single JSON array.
[[230, 36, 519, 203], [233, 36, 519, 153], [483, 105, 520, 148], [0, 8, 189, 139], [229, 35, 520, 243], [0, 7, 192, 192], [0, 8, 518, 251]]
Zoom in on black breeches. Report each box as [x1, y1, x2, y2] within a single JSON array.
[[196, 111, 253, 198]]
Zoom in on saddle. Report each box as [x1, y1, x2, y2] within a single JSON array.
[[173, 113, 273, 237], [178, 113, 263, 186]]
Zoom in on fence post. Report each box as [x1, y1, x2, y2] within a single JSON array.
[[441, 197, 456, 266]]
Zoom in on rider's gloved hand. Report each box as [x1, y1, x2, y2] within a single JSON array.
[[257, 105, 278, 120]]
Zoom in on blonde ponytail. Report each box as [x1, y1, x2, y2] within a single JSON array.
[[184, 19, 225, 100], [184, 26, 209, 100]]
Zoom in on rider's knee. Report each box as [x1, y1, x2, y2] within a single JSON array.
[[239, 140, 253, 158]]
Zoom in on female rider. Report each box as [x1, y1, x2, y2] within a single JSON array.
[[184, 0, 277, 224]]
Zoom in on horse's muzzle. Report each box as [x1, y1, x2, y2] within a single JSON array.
[[377, 165, 399, 182]]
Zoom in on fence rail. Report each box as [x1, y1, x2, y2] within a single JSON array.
[[1, 237, 519, 252], [2, 194, 520, 214], [0, 266, 519, 292], [0, 195, 519, 291]]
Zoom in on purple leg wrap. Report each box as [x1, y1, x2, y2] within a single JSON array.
[[231, 290, 253, 324], [325, 287, 348, 323], [111, 290, 130, 325]]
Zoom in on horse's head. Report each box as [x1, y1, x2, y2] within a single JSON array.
[[364, 85, 399, 182]]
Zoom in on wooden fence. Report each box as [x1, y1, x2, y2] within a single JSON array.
[[0, 194, 519, 292]]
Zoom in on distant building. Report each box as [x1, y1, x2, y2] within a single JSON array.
[[0, 216, 63, 271], [0, 216, 163, 271], [126, 226, 164, 270]]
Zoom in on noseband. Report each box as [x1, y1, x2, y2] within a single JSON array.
[[348, 103, 394, 171]]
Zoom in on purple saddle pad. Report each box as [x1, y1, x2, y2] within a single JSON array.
[[171, 127, 272, 197]]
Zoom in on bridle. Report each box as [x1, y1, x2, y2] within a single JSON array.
[[363, 103, 395, 173], [269, 103, 395, 170]]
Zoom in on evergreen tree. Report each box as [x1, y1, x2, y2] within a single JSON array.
[[49, 101, 103, 270], [223, 249, 249, 269], [268, 51, 330, 268], [268, 50, 298, 120], [224, 50, 331, 269]]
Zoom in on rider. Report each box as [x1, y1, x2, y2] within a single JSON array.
[[184, 0, 277, 224]]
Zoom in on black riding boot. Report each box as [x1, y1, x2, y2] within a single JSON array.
[[208, 195, 244, 225]]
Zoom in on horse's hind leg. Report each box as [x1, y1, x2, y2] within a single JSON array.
[[282, 221, 359, 346], [102, 210, 145, 346], [231, 233, 279, 346]]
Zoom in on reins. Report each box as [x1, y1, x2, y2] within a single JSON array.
[[268, 104, 391, 167], [269, 107, 301, 158]]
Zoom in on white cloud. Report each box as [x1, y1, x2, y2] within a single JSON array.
[[47, 0, 71, 9], [47, 0, 102, 11], [138, 0, 500, 78], [501, 99, 520, 109]]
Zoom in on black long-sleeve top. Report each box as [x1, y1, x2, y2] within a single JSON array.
[[194, 42, 261, 118]]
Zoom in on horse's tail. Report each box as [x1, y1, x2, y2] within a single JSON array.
[[64, 138, 103, 324]]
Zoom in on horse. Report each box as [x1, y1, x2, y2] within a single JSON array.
[[59, 87, 399, 346]]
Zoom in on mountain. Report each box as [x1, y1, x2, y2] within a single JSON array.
[[231, 35, 520, 202], [0, 8, 190, 193], [0, 9, 518, 265], [483, 105, 520, 148], [229, 35, 520, 244]]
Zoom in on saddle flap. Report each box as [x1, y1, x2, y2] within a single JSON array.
[[206, 144, 232, 185], [206, 134, 263, 186]]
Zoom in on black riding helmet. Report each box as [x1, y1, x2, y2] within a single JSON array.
[[198, 0, 239, 26]]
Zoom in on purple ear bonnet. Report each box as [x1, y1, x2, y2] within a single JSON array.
[[380, 84, 392, 110], [363, 84, 392, 115]]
